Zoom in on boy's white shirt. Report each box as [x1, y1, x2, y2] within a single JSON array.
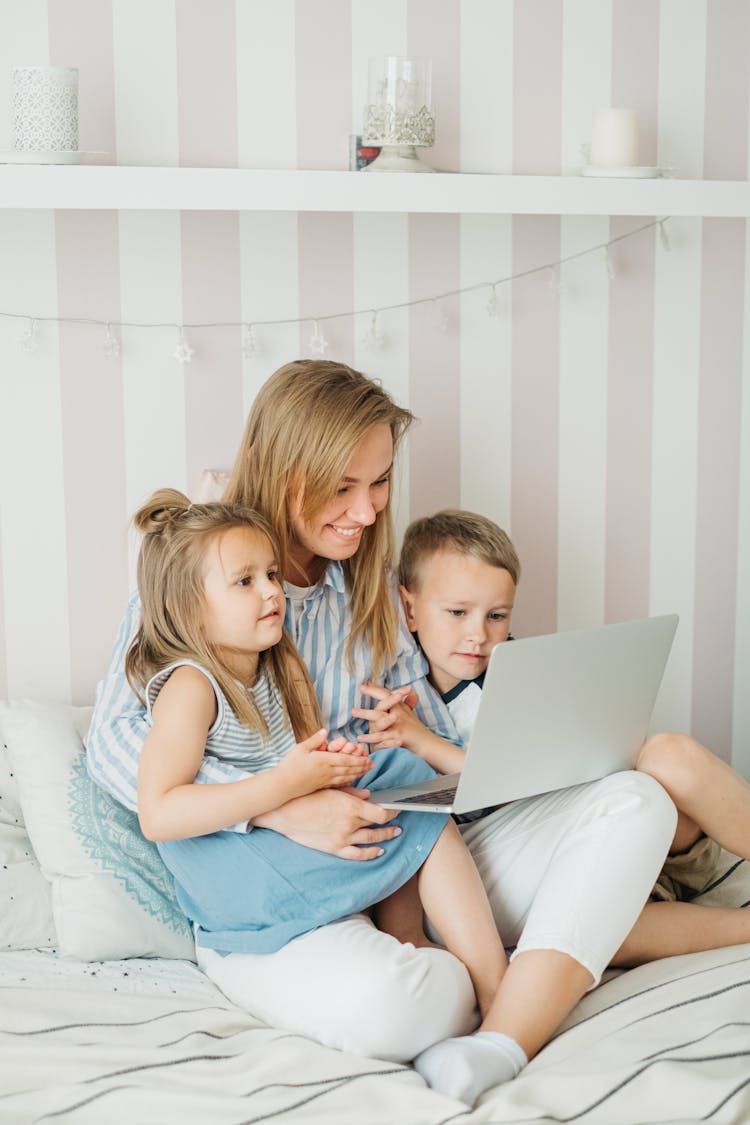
[[445, 682, 483, 748]]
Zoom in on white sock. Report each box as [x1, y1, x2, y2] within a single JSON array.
[[413, 1031, 528, 1106]]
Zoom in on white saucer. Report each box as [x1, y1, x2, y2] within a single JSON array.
[[581, 165, 663, 179], [0, 149, 88, 165]]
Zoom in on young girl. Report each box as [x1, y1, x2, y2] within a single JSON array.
[[127, 488, 508, 1020]]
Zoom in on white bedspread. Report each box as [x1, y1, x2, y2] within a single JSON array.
[[2, 943, 750, 1124]]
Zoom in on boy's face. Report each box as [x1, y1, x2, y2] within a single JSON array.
[[400, 549, 516, 695]]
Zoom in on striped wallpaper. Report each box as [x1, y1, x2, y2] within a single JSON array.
[[0, 0, 748, 773]]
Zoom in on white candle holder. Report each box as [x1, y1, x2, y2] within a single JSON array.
[[362, 57, 435, 173], [12, 66, 79, 155]]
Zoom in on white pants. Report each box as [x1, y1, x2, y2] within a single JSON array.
[[197, 771, 676, 1062]]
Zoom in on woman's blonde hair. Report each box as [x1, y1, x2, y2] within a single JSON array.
[[125, 488, 322, 739], [223, 360, 414, 677]]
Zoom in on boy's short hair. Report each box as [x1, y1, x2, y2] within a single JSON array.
[[399, 509, 521, 591]]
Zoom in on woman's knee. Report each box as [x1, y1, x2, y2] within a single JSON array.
[[203, 918, 477, 1063], [341, 945, 477, 1061]]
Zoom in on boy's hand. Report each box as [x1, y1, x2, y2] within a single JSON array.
[[280, 728, 374, 796], [352, 682, 429, 752], [353, 683, 468, 774]]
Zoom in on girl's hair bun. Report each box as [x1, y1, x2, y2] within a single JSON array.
[[133, 488, 191, 534]]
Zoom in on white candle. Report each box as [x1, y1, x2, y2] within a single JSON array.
[[589, 108, 639, 168]]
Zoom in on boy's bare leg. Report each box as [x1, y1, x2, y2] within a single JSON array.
[[372, 875, 441, 950], [417, 819, 507, 1017], [638, 733, 750, 858], [613, 899, 750, 965]]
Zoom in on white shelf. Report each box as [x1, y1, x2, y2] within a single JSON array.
[[0, 166, 748, 217]]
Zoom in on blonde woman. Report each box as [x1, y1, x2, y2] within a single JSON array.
[[114, 490, 512, 1027], [88, 360, 676, 1075]]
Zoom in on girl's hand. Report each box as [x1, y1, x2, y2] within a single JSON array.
[[280, 728, 374, 796], [326, 734, 370, 758]]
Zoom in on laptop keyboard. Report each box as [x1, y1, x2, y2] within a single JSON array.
[[395, 785, 457, 806]]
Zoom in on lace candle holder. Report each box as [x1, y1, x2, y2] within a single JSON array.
[[362, 56, 435, 173], [11, 66, 79, 153]]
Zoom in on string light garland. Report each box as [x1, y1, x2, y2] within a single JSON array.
[[1, 217, 670, 361]]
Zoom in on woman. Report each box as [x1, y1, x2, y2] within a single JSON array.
[[88, 360, 677, 1077]]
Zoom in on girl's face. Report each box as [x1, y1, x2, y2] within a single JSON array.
[[288, 423, 394, 580], [201, 526, 285, 686]]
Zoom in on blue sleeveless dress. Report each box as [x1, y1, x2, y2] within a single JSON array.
[[148, 661, 448, 954]]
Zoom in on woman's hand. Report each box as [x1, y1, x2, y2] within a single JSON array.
[[252, 786, 402, 861]]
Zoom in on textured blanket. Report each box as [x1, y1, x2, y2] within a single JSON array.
[[2, 943, 750, 1125]]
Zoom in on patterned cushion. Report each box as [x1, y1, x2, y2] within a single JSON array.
[[1, 700, 194, 961]]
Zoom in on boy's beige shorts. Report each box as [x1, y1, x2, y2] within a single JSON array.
[[652, 835, 728, 902]]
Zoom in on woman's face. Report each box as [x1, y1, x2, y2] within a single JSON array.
[[288, 423, 393, 580]]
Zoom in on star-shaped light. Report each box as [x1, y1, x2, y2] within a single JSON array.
[[103, 324, 121, 358], [173, 330, 195, 365], [486, 286, 500, 318], [21, 318, 39, 353], [362, 311, 385, 351], [309, 321, 329, 356], [434, 301, 449, 333], [241, 324, 259, 359]]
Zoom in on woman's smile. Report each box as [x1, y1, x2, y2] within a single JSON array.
[[330, 523, 364, 539]]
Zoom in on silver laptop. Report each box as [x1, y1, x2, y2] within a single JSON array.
[[373, 614, 679, 814]]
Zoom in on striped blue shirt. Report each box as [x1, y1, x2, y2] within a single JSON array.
[[87, 561, 461, 831]]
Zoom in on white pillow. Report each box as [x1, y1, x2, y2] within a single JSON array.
[[1, 700, 195, 962], [0, 727, 56, 950], [0, 728, 24, 828]]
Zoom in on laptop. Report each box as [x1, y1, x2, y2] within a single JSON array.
[[372, 613, 679, 814]]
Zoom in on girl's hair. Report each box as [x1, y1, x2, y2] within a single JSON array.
[[126, 489, 322, 739], [399, 509, 522, 591], [223, 359, 415, 677]]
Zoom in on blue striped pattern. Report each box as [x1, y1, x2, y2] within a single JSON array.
[[289, 564, 459, 746]]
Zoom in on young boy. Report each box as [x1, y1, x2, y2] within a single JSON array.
[[358, 507, 750, 1105], [398, 508, 520, 759], [393, 509, 750, 877]]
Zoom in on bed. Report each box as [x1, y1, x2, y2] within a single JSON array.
[[2, 698, 750, 1124]]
